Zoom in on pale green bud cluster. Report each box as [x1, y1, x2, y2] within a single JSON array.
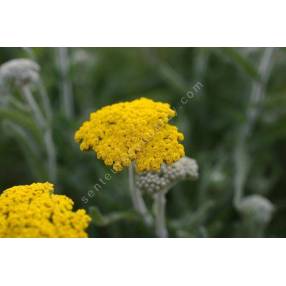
[[237, 194, 274, 225], [136, 156, 199, 194], [0, 59, 40, 87]]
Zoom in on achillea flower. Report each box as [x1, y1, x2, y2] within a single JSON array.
[[0, 59, 40, 87], [136, 156, 199, 193], [237, 195, 274, 225], [75, 98, 185, 172], [0, 182, 91, 238]]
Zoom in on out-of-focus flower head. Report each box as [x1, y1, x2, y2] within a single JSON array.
[[136, 156, 199, 193], [237, 194, 275, 225], [0, 182, 91, 238], [0, 59, 40, 87], [75, 98, 185, 172], [72, 49, 95, 66]]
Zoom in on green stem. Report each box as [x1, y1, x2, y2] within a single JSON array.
[[22, 86, 45, 128], [43, 129, 57, 182], [128, 163, 153, 226], [57, 47, 74, 119], [154, 190, 168, 238], [233, 48, 275, 207], [21, 85, 57, 182], [37, 80, 52, 121]]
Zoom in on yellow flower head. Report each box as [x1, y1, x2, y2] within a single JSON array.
[[0, 182, 91, 238], [75, 98, 185, 172]]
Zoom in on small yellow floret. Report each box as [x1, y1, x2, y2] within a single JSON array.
[[75, 98, 185, 172], [0, 182, 91, 238]]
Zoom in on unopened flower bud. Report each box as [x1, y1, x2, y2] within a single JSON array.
[[237, 195, 274, 225], [0, 59, 40, 87], [136, 156, 199, 194]]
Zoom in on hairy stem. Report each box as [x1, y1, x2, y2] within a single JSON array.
[[43, 129, 57, 182], [21, 85, 57, 182], [37, 80, 52, 121], [22, 86, 46, 128], [2, 120, 44, 178], [128, 163, 153, 226], [233, 48, 275, 207], [154, 190, 168, 238], [57, 47, 74, 119]]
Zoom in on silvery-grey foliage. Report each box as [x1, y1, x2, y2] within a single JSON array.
[[237, 194, 275, 225], [136, 156, 199, 194], [0, 59, 40, 87]]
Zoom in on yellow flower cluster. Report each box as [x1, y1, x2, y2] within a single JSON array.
[[0, 182, 91, 238], [75, 98, 185, 172]]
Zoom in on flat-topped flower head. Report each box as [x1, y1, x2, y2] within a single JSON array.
[[75, 98, 185, 172], [0, 182, 91, 238], [0, 59, 40, 87]]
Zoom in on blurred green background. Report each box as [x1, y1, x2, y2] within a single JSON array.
[[0, 47, 286, 237]]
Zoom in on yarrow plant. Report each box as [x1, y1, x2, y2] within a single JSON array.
[[0, 58, 56, 182], [236, 194, 274, 237], [75, 97, 186, 227], [136, 156, 199, 237], [0, 59, 40, 86], [232, 48, 276, 237], [75, 97, 185, 172], [0, 182, 91, 238], [0, 48, 281, 238]]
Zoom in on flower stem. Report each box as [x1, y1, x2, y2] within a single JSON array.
[[37, 80, 52, 121], [57, 47, 74, 119], [154, 190, 168, 238], [22, 86, 45, 128], [43, 129, 57, 182], [233, 48, 275, 207], [128, 163, 153, 226], [21, 85, 57, 182]]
